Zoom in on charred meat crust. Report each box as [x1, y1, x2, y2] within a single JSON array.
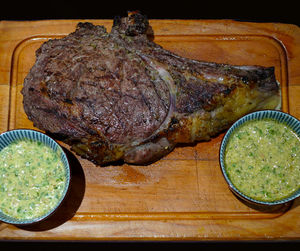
[[22, 12, 279, 165], [113, 11, 149, 36]]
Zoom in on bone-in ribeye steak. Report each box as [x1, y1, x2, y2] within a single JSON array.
[[22, 12, 280, 165]]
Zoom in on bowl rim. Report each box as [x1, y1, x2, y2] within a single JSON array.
[[219, 110, 300, 206], [0, 128, 71, 225]]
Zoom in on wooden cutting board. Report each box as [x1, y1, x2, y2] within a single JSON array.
[[0, 19, 300, 240]]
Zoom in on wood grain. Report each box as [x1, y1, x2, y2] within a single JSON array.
[[0, 19, 299, 240]]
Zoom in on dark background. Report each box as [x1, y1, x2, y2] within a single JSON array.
[[2, 0, 299, 25], [1, 0, 300, 248]]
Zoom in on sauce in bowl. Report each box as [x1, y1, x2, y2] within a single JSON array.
[[224, 118, 300, 202], [0, 139, 67, 220]]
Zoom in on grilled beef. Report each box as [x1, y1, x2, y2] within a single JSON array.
[[22, 12, 280, 165]]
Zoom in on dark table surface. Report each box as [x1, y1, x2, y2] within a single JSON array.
[[2, 0, 299, 25]]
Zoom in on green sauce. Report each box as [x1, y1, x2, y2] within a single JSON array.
[[225, 119, 300, 202], [0, 139, 66, 220]]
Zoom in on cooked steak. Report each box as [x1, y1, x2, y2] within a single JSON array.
[[22, 12, 280, 165]]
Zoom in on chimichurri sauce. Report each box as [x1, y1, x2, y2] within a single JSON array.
[[225, 119, 300, 202], [0, 139, 66, 220]]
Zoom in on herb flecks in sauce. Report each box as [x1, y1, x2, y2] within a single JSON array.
[[0, 139, 66, 220], [225, 119, 300, 202]]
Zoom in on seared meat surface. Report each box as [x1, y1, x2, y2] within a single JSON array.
[[22, 12, 280, 165]]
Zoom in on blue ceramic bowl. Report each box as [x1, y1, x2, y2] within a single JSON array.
[[220, 110, 300, 205], [0, 129, 71, 225]]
